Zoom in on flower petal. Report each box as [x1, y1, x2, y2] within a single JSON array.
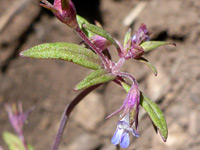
[[129, 129, 139, 138], [120, 131, 130, 148], [111, 128, 123, 145]]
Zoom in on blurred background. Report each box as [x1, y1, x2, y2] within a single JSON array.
[[0, 0, 200, 149]]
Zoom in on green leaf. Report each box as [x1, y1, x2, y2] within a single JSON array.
[[75, 69, 116, 90], [120, 82, 168, 142], [83, 23, 120, 49], [140, 41, 175, 52], [20, 42, 102, 70], [76, 15, 95, 38], [140, 94, 168, 142], [2, 131, 34, 150], [123, 28, 132, 48], [137, 57, 157, 76]]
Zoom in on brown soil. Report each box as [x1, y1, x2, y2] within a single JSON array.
[[0, 0, 200, 150]]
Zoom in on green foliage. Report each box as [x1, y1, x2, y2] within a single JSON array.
[[121, 82, 168, 142], [137, 57, 157, 76], [141, 41, 174, 52], [75, 69, 116, 90], [2, 131, 34, 150], [76, 15, 95, 38], [123, 28, 131, 48], [20, 42, 102, 70], [83, 23, 120, 49]]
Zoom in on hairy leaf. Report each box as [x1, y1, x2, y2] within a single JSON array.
[[20, 42, 102, 70], [141, 41, 175, 52], [137, 57, 157, 76], [3, 131, 34, 150], [121, 82, 168, 142], [140, 94, 168, 142], [75, 69, 116, 90], [76, 15, 94, 38], [83, 23, 120, 49]]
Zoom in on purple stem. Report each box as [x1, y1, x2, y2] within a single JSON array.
[[114, 71, 138, 86], [19, 134, 28, 150], [52, 84, 102, 150], [112, 57, 125, 73], [75, 28, 111, 71]]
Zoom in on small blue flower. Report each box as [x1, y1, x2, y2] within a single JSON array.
[[111, 114, 139, 148]]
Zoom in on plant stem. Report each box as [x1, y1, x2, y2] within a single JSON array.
[[112, 57, 125, 73], [114, 71, 138, 86], [75, 28, 111, 71], [51, 84, 102, 150], [19, 134, 28, 150]]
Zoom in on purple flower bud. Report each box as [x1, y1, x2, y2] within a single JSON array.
[[124, 24, 150, 59], [5, 102, 34, 136], [106, 84, 140, 130], [40, 0, 78, 29], [111, 113, 139, 148], [90, 35, 112, 51], [132, 23, 149, 45]]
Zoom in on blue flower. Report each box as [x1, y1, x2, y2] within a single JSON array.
[[111, 114, 139, 148]]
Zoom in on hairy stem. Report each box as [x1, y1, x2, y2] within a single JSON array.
[[52, 84, 102, 150], [112, 57, 125, 73], [75, 28, 110, 71]]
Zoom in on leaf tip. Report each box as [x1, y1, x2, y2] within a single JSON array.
[[19, 50, 26, 57], [74, 84, 82, 91], [73, 88, 78, 91], [159, 129, 168, 142], [161, 135, 167, 142]]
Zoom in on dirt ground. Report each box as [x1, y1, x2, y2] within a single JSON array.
[[0, 0, 200, 150]]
